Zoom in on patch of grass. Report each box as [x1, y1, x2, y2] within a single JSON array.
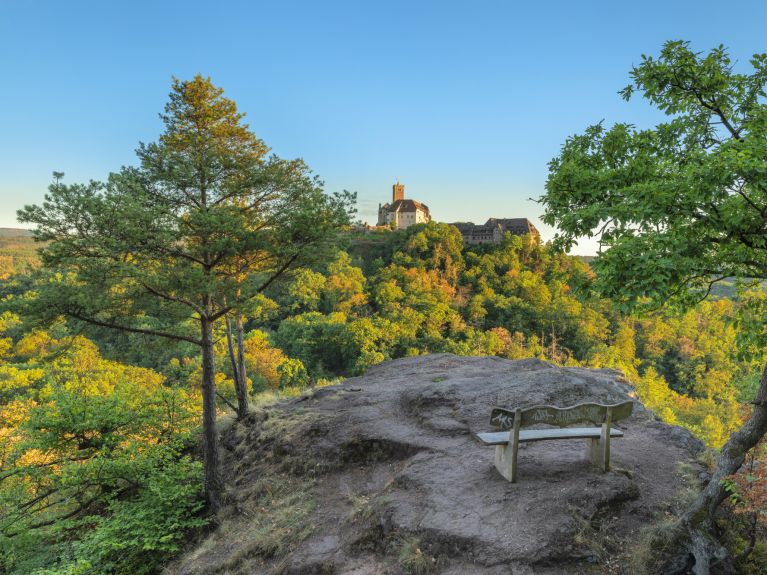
[[611, 466, 634, 480], [671, 461, 701, 510], [398, 536, 437, 575], [567, 505, 613, 566], [217, 475, 316, 573], [251, 390, 282, 409], [348, 493, 374, 522], [260, 409, 317, 438], [431, 376, 448, 383], [216, 412, 239, 435], [696, 448, 717, 470], [566, 502, 640, 573], [280, 385, 308, 398], [257, 408, 332, 475], [626, 520, 681, 575], [316, 377, 345, 388], [571, 513, 606, 560], [174, 475, 316, 575], [347, 492, 392, 524], [249, 377, 345, 408]]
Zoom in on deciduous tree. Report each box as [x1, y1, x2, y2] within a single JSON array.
[[542, 40, 767, 573]]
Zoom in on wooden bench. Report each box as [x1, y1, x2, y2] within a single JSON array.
[[475, 401, 634, 482]]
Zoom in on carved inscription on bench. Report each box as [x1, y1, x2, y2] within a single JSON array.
[[489, 401, 633, 430]]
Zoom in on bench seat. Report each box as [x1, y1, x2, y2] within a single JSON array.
[[476, 426, 624, 446]]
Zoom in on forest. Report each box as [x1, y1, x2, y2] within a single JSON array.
[[0, 222, 765, 573], [3, 41, 767, 574]]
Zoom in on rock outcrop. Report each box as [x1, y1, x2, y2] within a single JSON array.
[[168, 354, 707, 575]]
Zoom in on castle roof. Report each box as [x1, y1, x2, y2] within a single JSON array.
[[484, 218, 539, 235], [450, 222, 478, 233], [381, 199, 430, 213], [448, 218, 540, 238]]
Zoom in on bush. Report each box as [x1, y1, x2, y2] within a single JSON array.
[[278, 358, 310, 389]]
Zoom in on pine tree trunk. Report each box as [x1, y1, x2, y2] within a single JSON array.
[[225, 313, 249, 420], [235, 312, 248, 416], [660, 363, 767, 574], [201, 315, 223, 512]]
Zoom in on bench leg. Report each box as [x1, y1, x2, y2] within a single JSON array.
[[586, 430, 611, 471], [495, 441, 518, 482], [494, 408, 521, 482], [587, 438, 605, 470]]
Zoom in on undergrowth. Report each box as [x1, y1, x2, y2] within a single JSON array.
[[397, 536, 437, 575], [626, 462, 704, 574], [179, 474, 316, 575]]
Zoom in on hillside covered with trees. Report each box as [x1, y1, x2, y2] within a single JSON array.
[[3, 41, 767, 573], [1, 220, 765, 573], [0, 228, 37, 280]]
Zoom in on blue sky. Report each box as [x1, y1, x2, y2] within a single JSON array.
[[2, 0, 767, 254]]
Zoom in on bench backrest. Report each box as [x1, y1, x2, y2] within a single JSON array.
[[489, 401, 633, 431]]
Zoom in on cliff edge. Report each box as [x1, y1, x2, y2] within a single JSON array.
[[168, 354, 706, 575]]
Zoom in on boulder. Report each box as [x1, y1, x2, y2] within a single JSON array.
[[169, 354, 706, 575]]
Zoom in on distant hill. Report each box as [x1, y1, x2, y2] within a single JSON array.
[[0, 228, 33, 238], [0, 228, 39, 276]]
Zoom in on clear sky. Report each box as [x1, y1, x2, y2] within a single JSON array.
[[2, 0, 767, 254]]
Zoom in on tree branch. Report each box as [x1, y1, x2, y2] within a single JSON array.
[[209, 252, 301, 321], [216, 390, 238, 412], [140, 281, 205, 315], [67, 311, 202, 345]]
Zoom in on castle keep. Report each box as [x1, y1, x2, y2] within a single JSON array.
[[377, 183, 431, 229]]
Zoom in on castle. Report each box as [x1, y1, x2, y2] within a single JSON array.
[[375, 182, 539, 244], [377, 183, 431, 229], [450, 218, 540, 244]]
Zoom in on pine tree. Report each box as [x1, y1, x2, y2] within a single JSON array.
[[18, 76, 353, 510]]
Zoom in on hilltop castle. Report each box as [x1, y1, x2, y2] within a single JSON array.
[[377, 183, 431, 229], [374, 182, 539, 244], [450, 218, 540, 244]]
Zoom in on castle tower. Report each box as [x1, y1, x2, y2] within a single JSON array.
[[393, 182, 405, 202]]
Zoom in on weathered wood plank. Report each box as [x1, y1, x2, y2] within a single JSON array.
[[489, 401, 633, 430], [476, 426, 624, 446]]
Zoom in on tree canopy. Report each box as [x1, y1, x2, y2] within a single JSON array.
[[544, 41, 767, 313]]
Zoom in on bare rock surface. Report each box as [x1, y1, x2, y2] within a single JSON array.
[[169, 354, 706, 575]]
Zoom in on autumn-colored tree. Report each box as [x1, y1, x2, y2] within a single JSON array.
[[0, 333, 203, 575]]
